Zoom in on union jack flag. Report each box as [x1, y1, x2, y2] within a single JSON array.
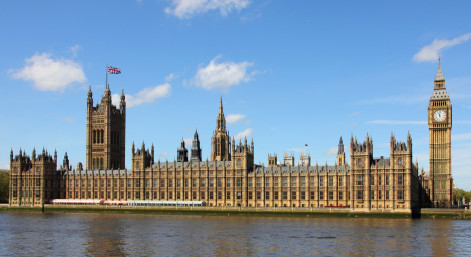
[[107, 65, 121, 74]]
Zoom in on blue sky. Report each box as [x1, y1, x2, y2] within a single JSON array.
[[1, 1, 470, 189]]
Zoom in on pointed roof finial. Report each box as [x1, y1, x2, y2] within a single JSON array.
[[219, 96, 223, 113], [435, 54, 445, 81]]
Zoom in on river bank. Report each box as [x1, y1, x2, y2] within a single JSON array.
[[1, 204, 470, 219]]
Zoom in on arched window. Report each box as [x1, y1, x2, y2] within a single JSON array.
[[101, 130, 104, 144], [136, 161, 140, 170], [93, 130, 96, 144], [100, 158, 104, 170]]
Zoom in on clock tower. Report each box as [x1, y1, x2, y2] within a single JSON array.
[[428, 58, 453, 207]]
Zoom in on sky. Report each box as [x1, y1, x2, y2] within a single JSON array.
[[1, 1, 470, 190]]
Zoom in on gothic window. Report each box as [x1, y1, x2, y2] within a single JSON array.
[[357, 159, 362, 168], [93, 130, 96, 144], [328, 177, 333, 187], [237, 159, 241, 168], [136, 161, 140, 170], [291, 178, 296, 187], [356, 190, 363, 200], [397, 174, 403, 186], [319, 177, 324, 187], [397, 190, 404, 200], [338, 177, 343, 187], [356, 175, 363, 186], [265, 178, 270, 187]]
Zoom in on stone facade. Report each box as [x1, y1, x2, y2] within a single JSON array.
[[425, 58, 453, 208], [9, 63, 452, 211]]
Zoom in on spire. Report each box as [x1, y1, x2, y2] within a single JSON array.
[[435, 55, 445, 81], [338, 136, 344, 154], [219, 96, 223, 113]]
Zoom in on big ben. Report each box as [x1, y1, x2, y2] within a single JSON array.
[[428, 58, 453, 207]]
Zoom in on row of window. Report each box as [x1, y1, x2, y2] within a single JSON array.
[[63, 189, 405, 201]]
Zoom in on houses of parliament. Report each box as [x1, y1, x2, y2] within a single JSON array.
[[8, 61, 454, 211]]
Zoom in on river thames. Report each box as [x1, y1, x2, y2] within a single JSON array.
[[0, 212, 470, 256]]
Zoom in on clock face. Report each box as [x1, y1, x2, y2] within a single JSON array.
[[433, 110, 446, 122]]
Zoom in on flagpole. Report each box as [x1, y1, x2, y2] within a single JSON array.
[[106, 62, 108, 89]]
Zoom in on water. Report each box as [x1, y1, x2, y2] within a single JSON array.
[[0, 212, 470, 256]]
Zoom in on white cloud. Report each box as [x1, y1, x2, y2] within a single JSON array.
[[226, 113, 246, 124], [62, 117, 75, 123], [234, 128, 253, 140], [349, 111, 359, 117], [165, 0, 250, 19], [112, 83, 171, 108], [159, 152, 168, 158], [11, 53, 86, 92], [68, 45, 80, 58], [366, 120, 427, 125], [323, 147, 337, 156], [452, 133, 471, 141], [191, 55, 255, 91], [359, 95, 429, 105], [413, 33, 471, 62]]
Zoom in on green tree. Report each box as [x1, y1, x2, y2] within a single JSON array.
[[454, 188, 471, 204], [0, 171, 9, 203]]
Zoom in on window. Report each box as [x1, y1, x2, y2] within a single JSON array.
[[397, 190, 404, 200], [201, 179, 206, 188], [185, 179, 189, 188], [310, 191, 315, 200], [217, 191, 222, 200], [265, 191, 270, 200], [386, 190, 390, 200], [310, 177, 315, 187], [248, 191, 253, 200], [386, 176, 389, 186], [160, 179, 165, 187], [201, 192, 205, 200], [209, 192, 214, 200], [291, 178, 296, 187], [357, 190, 363, 200], [146, 179, 150, 188], [301, 191, 306, 200], [135, 192, 140, 199], [329, 177, 333, 187], [397, 174, 403, 186], [135, 179, 140, 188], [256, 178, 261, 187], [237, 191, 242, 200], [338, 177, 343, 187], [274, 191, 279, 200], [319, 191, 324, 200], [226, 191, 231, 200], [226, 178, 231, 187], [283, 191, 288, 200], [193, 192, 197, 200], [370, 176, 375, 186], [274, 178, 279, 187], [248, 178, 253, 187], [218, 178, 223, 187], [256, 191, 261, 200], [236, 178, 242, 187], [356, 175, 363, 186], [185, 192, 189, 200], [339, 191, 343, 200], [301, 178, 305, 187], [265, 178, 270, 187], [176, 179, 181, 188], [135, 161, 140, 169], [378, 175, 382, 185], [283, 178, 288, 187], [168, 179, 173, 188], [319, 177, 324, 187], [209, 178, 214, 188], [292, 191, 296, 200], [371, 190, 375, 200]]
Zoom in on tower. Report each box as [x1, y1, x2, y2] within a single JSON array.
[[177, 139, 189, 162], [86, 85, 126, 170], [428, 58, 453, 207], [337, 136, 346, 166], [211, 97, 231, 161], [191, 130, 202, 162]]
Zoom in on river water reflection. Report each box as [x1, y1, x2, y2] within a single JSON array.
[[0, 212, 470, 256]]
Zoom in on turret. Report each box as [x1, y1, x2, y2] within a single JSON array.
[[177, 138, 188, 162], [191, 130, 202, 162]]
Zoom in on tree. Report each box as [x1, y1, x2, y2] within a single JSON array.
[[453, 188, 471, 204], [0, 171, 9, 203]]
